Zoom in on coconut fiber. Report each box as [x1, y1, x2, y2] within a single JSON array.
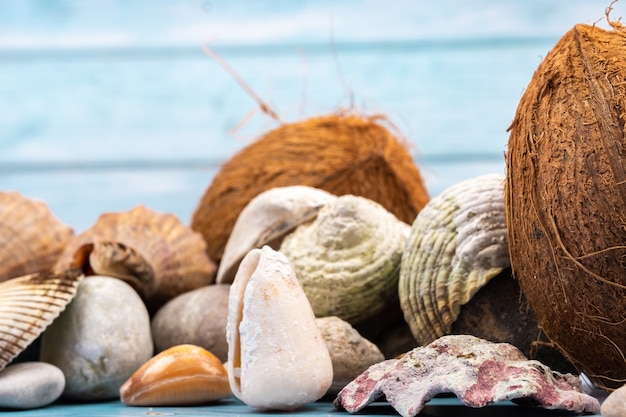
[[191, 113, 430, 263], [506, 23, 626, 390]]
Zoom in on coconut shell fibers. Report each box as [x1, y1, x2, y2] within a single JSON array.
[[506, 23, 626, 390], [192, 114, 430, 263]]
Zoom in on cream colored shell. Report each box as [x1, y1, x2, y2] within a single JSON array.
[[217, 186, 336, 284], [0, 268, 84, 370], [279, 195, 410, 324], [227, 246, 333, 411], [399, 173, 510, 345], [54, 205, 216, 309], [0, 191, 73, 282]]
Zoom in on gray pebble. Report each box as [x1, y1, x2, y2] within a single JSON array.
[[40, 276, 153, 401], [151, 284, 230, 362], [601, 383, 626, 417], [0, 362, 65, 409]]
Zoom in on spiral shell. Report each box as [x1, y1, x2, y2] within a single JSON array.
[[54, 205, 216, 310], [0, 268, 83, 370], [280, 195, 410, 324], [0, 191, 73, 282], [217, 186, 336, 284], [399, 173, 509, 345]]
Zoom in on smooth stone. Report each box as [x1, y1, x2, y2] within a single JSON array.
[[40, 276, 153, 401], [601, 383, 626, 417], [151, 284, 229, 362], [316, 316, 384, 395], [0, 362, 65, 409]]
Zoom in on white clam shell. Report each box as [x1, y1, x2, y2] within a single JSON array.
[[399, 173, 510, 345], [227, 246, 333, 411], [217, 186, 336, 284], [279, 195, 410, 324]]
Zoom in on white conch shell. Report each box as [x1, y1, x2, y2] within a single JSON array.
[[227, 246, 333, 411], [217, 186, 336, 284], [399, 173, 510, 345], [279, 195, 410, 324]]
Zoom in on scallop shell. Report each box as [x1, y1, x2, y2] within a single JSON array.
[[227, 246, 333, 411], [0, 191, 73, 282], [120, 344, 231, 406], [279, 195, 410, 324], [398, 173, 510, 345], [217, 186, 336, 284], [0, 268, 83, 370], [54, 205, 216, 310]]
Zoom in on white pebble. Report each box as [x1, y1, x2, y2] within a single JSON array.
[[0, 362, 65, 409]]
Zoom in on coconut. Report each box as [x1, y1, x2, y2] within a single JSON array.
[[505, 22, 626, 390], [191, 113, 430, 263]]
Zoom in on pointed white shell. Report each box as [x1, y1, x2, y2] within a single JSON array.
[[217, 186, 336, 284], [279, 195, 410, 324], [227, 246, 333, 411], [399, 173, 510, 345]]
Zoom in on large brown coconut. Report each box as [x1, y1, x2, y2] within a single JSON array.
[[506, 22, 626, 390], [192, 113, 430, 263]]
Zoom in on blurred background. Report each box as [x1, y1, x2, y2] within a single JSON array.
[[0, 0, 618, 232]]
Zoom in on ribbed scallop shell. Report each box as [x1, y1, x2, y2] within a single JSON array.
[[399, 173, 510, 345], [217, 186, 336, 284], [0, 191, 73, 282], [0, 268, 83, 370], [54, 205, 216, 310], [279, 195, 410, 324]]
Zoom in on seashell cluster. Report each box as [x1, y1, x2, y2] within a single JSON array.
[[399, 173, 510, 345], [334, 334, 601, 417], [0, 268, 83, 371], [54, 205, 216, 311], [217, 185, 336, 284], [280, 194, 410, 324], [0, 191, 73, 282], [227, 245, 333, 411], [120, 344, 231, 406]]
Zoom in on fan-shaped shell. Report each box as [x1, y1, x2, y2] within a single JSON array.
[[54, 205, 216, 310], [399, 173, 509, 345], [0, 268, 83, 370], [279, 195, 410, 324], [217, 186, 336, 284], [0, 191, 73, 282]]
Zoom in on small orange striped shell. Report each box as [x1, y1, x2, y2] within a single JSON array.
[[120, 344, 231, 406]]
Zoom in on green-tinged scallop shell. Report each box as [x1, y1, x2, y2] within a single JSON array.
[[216, 186, 336, 284], [399, 173, 509, 345], [280, 195, 410, 324]]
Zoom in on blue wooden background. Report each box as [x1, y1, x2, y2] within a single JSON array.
[[0, 0, 617, 232]]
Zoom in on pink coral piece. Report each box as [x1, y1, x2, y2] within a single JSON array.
[[334, 335, 600, 417]]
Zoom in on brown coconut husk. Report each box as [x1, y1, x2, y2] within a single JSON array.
[[505, 16, 626, 390], [191, 113, 430, 263]]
